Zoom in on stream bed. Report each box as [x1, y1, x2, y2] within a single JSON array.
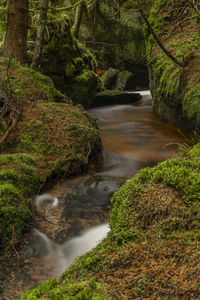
[[1, 91, 188, 299]]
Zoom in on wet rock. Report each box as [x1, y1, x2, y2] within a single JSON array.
[[89, 180, 118, 206], [101, 68, 119, 90], [91, 90, 142, 107], [114, 70, 136, 91]]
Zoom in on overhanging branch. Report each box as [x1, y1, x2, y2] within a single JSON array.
[[136, 0, 185, 68]]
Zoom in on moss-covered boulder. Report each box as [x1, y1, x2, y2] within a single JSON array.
[[19, 142, 200, 299], [145, 0, 200, 132], [115, 70, 136, 91], [0, 58, 67, 103], [101, 68, 119, 90], [61, 70, 102, 107], [0, 60, 102, 252], [39, 15, 102, 106], [92, 90, 141, 107]]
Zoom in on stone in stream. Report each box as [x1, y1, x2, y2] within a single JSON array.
[[114, 70, 136, 91], [91, 90, 142, 107], [101, 68, 120, 89]]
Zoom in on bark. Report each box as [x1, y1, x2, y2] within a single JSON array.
[[73, 2, 83, 38], [4, 0, 29, 62], [31, 0, 49, 71]]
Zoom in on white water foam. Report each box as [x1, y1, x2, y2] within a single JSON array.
[[35, 193, 59, 209], [33, 228, 55, 253], [63, 223, 110, 268], [33, 223, 110, 275]]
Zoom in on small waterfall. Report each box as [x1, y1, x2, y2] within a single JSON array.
[[32, 224, 110, 274], [63, 223, 110, 268], [33, 228, 55, 253]]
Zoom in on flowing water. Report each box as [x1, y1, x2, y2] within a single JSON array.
[[1, 91, 189, 299]]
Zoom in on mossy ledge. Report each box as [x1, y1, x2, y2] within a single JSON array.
[[145, 0, 200, 132], [20, 143, 200, 299], [0, 58, 102, 252]]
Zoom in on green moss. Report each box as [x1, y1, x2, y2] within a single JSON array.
[[0, 153, 41, 247], [110, 144, 200, 244], [0, 120, 7, 135], [63, 70, 99, 107], [0, 58, 64, 102], [19, 142, 200, 299], [73, 57, 84, 67], [145, 0, 200, 130], [117, 70, 133, 80], [183, 81, 200, 123], [121, 0, 138, 9], [65, 63, 75, 78], [0, 57, 102, 252], [0, 181, 32, 244]]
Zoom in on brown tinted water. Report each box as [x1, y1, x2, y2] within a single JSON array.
[[89, 91, 187, 178], [1, 91, 189, 299]]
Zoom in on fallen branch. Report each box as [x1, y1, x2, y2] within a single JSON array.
[[36, 211, 58, 225], [0, 117, 16, 145]]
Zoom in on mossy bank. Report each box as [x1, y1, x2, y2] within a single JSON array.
[[20, 140, 200, 299], [144, 0, 200, 132], [0, 58, 101, 252]]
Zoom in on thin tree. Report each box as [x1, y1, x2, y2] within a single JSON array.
[[4, 0, 29, 62], [73, 1, 84, 38], [136, 0, 185, 68], [31, 0, 49, 71]]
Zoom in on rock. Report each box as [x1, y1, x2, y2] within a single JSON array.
[[101, 68, 119, 90], [115, 70, 136, 91], [91, 90, 142, 107]]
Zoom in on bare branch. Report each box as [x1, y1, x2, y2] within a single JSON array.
[[0, 117, 16, 145], [136, 0, 185, 68]]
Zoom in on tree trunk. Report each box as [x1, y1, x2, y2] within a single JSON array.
[[31, 0, 49, 71], [73, 2, 83, 38], [4, 0, 29, 62]]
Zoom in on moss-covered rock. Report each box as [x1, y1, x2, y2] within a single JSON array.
[[0, 154, 41, 246], [0, 60, 102, 252], [145, 0, 200, 132], [19, 143, 200, 299], [92, 90, 141, 107], [101, 68, 119, 90], [0, 58, 67, 103], [39, 15, 101, 105], [115, 70, 136, 90], [61, 70, 102, 107]]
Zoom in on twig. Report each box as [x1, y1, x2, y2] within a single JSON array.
[[191, 0, 200, 12], [11, 225, 20, 258], [0, 117, 16, 144], [36, 212, 58, 225]]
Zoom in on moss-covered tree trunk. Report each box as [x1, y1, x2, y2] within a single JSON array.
[[72, 2, 83, 38], [31, 0, 49, 71], [4, 0, 29, 62]]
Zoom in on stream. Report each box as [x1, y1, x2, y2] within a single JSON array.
[[1, 91, 188, 299]]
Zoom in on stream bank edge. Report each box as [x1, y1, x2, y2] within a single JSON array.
[[0, 58, 102, 255], [19, 143, 200, 299]]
